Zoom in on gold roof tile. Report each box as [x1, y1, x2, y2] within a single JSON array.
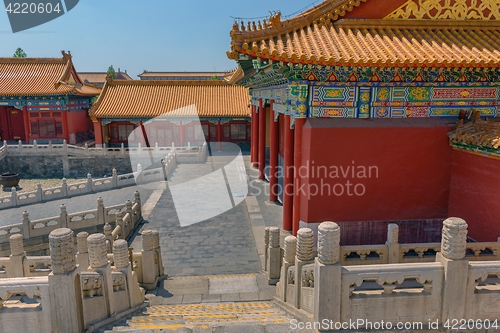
[[229, 15, 500, 67], [0, 51, 101, 96], [90, 80, 250, 119]]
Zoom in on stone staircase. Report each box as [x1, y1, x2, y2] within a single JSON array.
[[100, 301, 292, 333]]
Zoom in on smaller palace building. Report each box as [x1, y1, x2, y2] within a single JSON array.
[[0, 51, 101, 144], [89, 78, 250, 147]]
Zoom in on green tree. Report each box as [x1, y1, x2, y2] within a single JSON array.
[[13, 47, 27, 58], [107, 65, 117, 79]]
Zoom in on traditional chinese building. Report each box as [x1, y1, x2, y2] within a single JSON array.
[[0, 51, 101, 144], [88, 78, 250, 147], [226, 0, 500, 243]]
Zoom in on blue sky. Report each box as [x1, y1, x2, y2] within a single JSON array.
[[0, 0, 315, 78]]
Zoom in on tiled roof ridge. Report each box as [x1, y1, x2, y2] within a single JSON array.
[[0, 50, 71, 64], [106, 79, 233, 87], [449, 117, 500, 152], [335, 18, 500, 29], [229, 0, 366, 43]]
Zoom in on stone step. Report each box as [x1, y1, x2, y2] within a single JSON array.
[[100, 301, 292, 333]]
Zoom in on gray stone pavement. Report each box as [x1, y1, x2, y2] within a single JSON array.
[[0, 185, 153, 227]]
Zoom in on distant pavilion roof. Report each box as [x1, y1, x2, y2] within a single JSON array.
[[0, 51, 102, 96], [227, 0, 500, 83], [89, 79, 250, 120], [79, 71, 133, 86], [138, 71, 230, 80]]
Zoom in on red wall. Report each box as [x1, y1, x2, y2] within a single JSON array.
[[300, 118, 454, 224], [67, 109, 92, 134], [448, 150, 500, 241]]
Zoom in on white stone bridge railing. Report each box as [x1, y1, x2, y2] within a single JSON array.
[[268, 218, 500, 331], [0, 139, 206, 158], [0, 151, 177, 209], [0, 193, 142, 249], [0, 228, 164, 333]]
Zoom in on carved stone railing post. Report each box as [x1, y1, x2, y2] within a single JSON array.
[[115, 211, 125, 239], [134, 191, 141, 207], [314, 222, 342, 325], [9, 234, 26, 277], [141, 230, 161, 289], [113, 239, 145, 307], [295, 228, 314, 309], [36, 183, 43, 202], [11, 187, 17, 207], [97, 197, 105, 225], [76, 231, 89, 271], [264, 227, 270, 272], [48, 228, 84, 333], [59, 204, 68, 228], [278, 235, 296, 301], [151, 229, 164, 276], [267, 227, 281, 284], [112, 168, 118, 188], [386, 223, 400, 264], [22, 211, 30, 239], [86, 173, 93, 193], [87, 233, 115, 316], [436, 217, 469, 323], [104, 223, 113, 252], [61, 178, 68, 197]]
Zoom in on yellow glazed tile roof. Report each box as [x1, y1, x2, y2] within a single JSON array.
[[0, 51, 101, 96], [89, 79, 250, 119], [228, 19, 500, 67], [449, 118, 500, 151]]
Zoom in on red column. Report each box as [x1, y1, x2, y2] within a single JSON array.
[[22, 106, 30, 144], [258, 98, 266, 179], [269, 101, 279, 202], [217, 120, 222, 151], [252, 103, 259, 168], [179, 121, 184, 146], [292, 118, 306, 235], [93, 120, 104, 147], [282, 115, 294, 231], [250, 105, 256, 163], [62, 109, 69, 143]]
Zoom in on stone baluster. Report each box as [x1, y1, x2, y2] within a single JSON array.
[[264, 227, 270, 271], [33, 140, 38, 153], [17, 139, 22, 152], [36, 183, 43, 202], [84, 143, 89, 155], [87, 233, 115, 316], [436, 217, 469, 323], [48, 228, 84, 333], [62, 139, 67, 152], [22, 211, 30, 239], [151, 229, 164, 275], [115, 211, 125, 239], [120, 143, 125, 155], [97, 197, 105, 225], [86, 173, 93, 193], [113, 240, 145, 307], [76, 232, 89, 271], [141, 230, 160, 289], [278, 236, 297, 301], [267, 227, 281, 284], [104, 223, 113, 252], [314, 222, 342, 324], [11, 187, 17, 207], [112, 168, 118, 188], [59, 204, 68, 228], [48, 140, 53, 152], [294, 228, 314, 309], [3, 140, 7, 152], [61, 178, 68, 197], [126, 200, 133, 231], [9, 234, 25, 277], [386, 223, 400, 264]]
